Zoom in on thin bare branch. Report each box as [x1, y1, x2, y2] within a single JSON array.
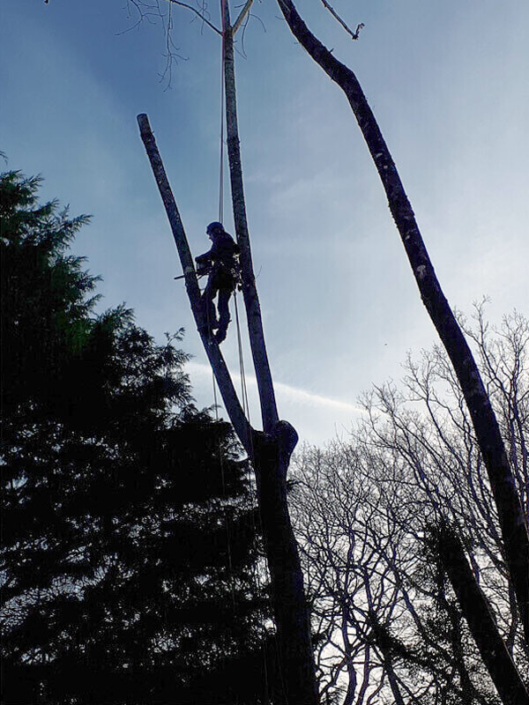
[[166, 0, 222, 34], [158, 1, 190, 89], [319, 0, 364, 40], [122, 0, 169, 32]]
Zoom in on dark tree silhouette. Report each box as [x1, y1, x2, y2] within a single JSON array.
[[0, 170, 275, 705]]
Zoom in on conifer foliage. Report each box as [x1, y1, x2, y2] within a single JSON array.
[[0, 170, 271, 704]]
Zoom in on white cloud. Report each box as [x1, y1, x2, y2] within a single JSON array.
[[186, 361, 364, 414]]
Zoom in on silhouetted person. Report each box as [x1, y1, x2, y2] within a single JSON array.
[[196, 222, 240, 344]]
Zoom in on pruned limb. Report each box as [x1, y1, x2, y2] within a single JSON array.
[[437, 525, 529, 705], [319, 0, 364, 41], [232, 0, 254, 35], [137, 113, 251, 452], [276, 0, 529, 648]]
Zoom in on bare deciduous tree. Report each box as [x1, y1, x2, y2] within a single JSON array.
[[292, 309, 529, 703]]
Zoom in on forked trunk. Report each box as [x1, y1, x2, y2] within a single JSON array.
[[138, 12, 319, 694]]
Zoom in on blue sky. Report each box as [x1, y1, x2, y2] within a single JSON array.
[[2, 0, 528, 445]]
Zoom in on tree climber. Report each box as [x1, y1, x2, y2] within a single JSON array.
[[195, 222, 240, 344]]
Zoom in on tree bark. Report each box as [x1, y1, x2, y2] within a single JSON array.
[[276, 0, 529, 648], [252, 427, 320, 705], [367, 613, 407, 705], [437, 526, 529, 705], [222, 7, 279, 434]]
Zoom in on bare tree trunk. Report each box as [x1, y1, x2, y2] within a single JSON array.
[[276, 0, 529, 649], [137, 108, 319, 703], [384, 659, 406, 705], [221, 5, 319, 701], [437, 525, 529, 705], [223, 4, 278, 434], [366, 612, 407, 705]]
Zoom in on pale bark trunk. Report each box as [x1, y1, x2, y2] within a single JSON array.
[[223, 6, 278, 434], [221, 5, 319, 700]]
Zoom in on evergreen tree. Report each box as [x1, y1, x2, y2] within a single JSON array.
[[0, 170, 274, 704]]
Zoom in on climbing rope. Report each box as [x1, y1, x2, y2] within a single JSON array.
[[211, 0, 226, 402], [218, 0, 227, 224], [234, 292, 251, 424]]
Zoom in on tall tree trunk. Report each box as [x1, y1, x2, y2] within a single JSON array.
[[251, 428, 320, 705], [223, 4, 278, 434], [276, 0, 529, 649], [221, 4, 319, 701], [367, 612, 407, 705]]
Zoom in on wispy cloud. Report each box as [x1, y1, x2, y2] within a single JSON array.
[[186, 361, 364, 414]]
